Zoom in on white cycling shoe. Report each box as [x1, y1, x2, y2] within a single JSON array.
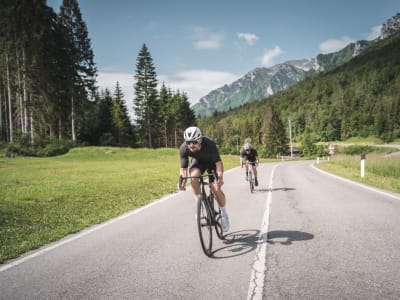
[[220, 211, 230, 232]]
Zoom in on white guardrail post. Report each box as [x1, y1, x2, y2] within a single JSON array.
[[360, 152, 366, 177]]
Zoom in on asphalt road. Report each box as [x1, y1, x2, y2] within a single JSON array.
[[1, 161, 400, 299]]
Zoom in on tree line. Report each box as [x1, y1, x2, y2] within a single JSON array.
[[0, 0, 196, 154]]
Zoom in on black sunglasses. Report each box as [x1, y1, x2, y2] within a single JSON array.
[[186, 140, 199, 145]]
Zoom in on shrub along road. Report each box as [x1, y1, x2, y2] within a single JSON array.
[[1, 161, 400, 299]]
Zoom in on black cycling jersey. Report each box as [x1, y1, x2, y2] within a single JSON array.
[[179, 136, 221, 173], [240, 148, 258, 162]]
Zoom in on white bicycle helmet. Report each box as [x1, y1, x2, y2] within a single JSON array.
[[184, 126, 202, 141], [244, 143, 251, 150]]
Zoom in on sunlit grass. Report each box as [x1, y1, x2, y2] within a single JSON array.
[[316, 153, 400, 193], [0, 147, 240, 263]]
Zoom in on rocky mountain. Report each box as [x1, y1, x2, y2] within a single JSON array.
[[192, 59, 320, 116], [380, 12, 400, 39], [193, 12, 400, 117]]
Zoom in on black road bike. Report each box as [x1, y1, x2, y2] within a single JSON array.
[[180, 172, 224, 256]]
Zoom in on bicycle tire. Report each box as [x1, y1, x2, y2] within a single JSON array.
[[197, 194, 213, 256], [249, 170, 254, 193], [209, 193, 224, 240]]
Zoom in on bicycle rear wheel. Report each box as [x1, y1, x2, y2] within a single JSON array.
[[197, 194, 213, 256]]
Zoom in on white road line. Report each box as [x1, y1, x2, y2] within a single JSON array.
[[247, 164, 278, 300], [311, 163, 400, 201], [0, 193, 177, 273]]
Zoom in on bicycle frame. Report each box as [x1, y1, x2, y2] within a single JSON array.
[[246, 161, 257, 193]]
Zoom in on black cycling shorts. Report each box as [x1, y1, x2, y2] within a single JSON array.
[[189, 159, 217, 183]]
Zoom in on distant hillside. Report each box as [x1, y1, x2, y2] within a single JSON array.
[[197, 31, 400, 156], [193, 12, 400, 117], [192, 59, 319, 117]]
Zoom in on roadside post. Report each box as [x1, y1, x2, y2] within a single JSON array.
[[361, 152, 366, 177]]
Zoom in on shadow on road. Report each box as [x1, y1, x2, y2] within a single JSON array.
[[210, 229, 261, 259], [267, 230, 314, 245], [211, 229, 314, 258]]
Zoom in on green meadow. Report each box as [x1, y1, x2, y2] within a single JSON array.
[[0, 147, 239, 263]]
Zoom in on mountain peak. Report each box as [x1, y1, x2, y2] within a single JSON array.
[[381, 12, 400, 39]]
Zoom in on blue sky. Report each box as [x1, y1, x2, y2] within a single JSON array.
[[47, 0, 400, 110]]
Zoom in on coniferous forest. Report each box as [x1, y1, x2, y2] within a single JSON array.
[[0, 0, 195, 155], [1, 1, 399, 158]]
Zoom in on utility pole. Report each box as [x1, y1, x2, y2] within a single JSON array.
[[289, 118, 293, 158]]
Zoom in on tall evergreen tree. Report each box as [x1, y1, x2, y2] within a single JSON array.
[[133, 44, 159, 148], [264, 105, 289, 158], [112, 81, 133, 146], [159, 83, 170, 147], [58, 0, 96, 143]]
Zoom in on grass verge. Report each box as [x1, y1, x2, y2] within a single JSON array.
[[316, 153, 400, 194]]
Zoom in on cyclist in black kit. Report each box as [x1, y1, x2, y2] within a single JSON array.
[[178, 126, 230, 232], [240, 143, 259, 186]]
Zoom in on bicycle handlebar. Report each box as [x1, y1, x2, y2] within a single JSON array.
[[179, 171, 218, 187]]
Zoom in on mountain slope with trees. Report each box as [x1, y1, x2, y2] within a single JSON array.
[[198, 31, 400, 157]]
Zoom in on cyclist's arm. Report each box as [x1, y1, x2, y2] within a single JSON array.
[[178, 168, 188, 190], [178, 143, 189, 190]]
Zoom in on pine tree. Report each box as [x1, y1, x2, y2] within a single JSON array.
[[159, 83, 170, 147], [264, 105, 289, 158], [112, 82, 133, 146], [133, 44, 159, 148], [93, 89, 115, 145], [58, 0, 96, 143], [178, 92, 196, 129]]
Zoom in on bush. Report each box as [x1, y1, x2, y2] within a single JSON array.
[[6, 140, 73, 157]]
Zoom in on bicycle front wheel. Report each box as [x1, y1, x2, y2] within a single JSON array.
[[210, 194, 224, 240], [197, 194, 213, 256], [249, 171, 254, 193]]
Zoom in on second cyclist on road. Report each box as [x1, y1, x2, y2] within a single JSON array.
[[240, 143, 259, 186]]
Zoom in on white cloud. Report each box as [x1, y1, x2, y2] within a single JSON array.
[[191, 27, 223, 49], [237, 32, 259, 46], [261, 45, 284, 67], [319, 36, 354, 54], [159, 70, 240, 104], [366, 25, 382, 40]]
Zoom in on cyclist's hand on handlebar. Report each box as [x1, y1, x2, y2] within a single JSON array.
[[178, 176, 186, 191]]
